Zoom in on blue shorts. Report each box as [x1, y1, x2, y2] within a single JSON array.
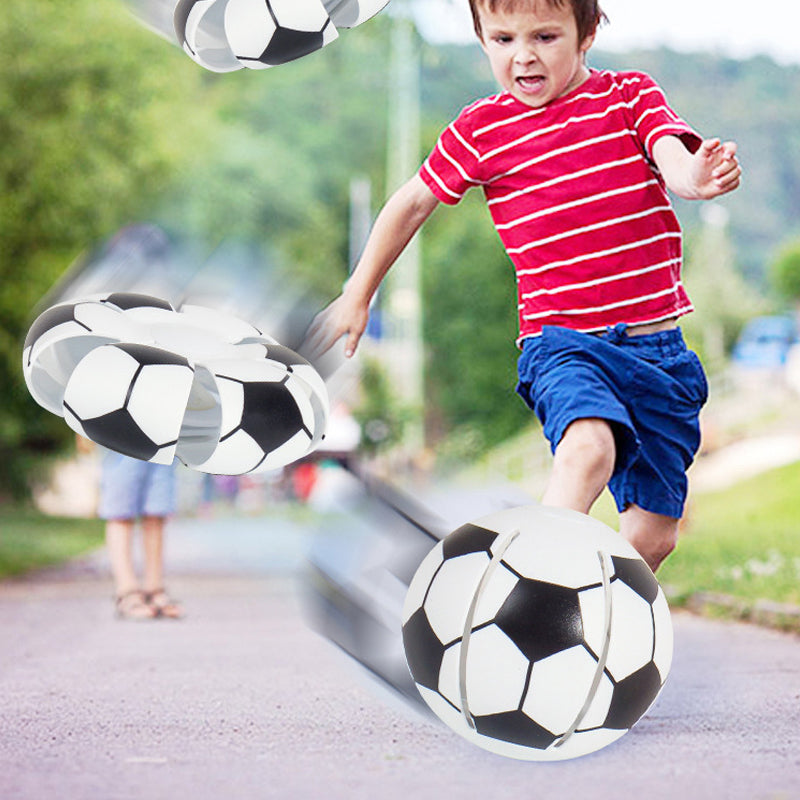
[[516, 324, 708, 519], [98, 450, 176, 520]]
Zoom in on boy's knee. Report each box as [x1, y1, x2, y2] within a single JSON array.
[[651, 528, 678, 566], [621, 508, 679, 572], [555, 418, 615, 482]]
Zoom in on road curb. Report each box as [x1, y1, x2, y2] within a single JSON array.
[[672, 590, 800, 635]]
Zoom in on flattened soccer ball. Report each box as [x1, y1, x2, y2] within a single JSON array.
[[22, 293, 173, 415], [323, 0, 389, 28], [174, 0, 243, 73], [224, 0, 338, 69], [63, 342, 195, 464], [23, 294, 329, 474], [402, 505, 673, 761], [176, 346, 327, 474]]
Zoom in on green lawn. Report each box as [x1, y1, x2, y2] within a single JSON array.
[[660, 461, 800, 607], [0, 507, 104, 580], [590, 461, 800, 608]]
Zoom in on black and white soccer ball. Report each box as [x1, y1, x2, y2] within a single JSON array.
[[170, 0, 390, 72], [23, 294, 330, 474], [402, 505, 673, 761], [173, 0, 244, 73], [224, 0, 338, 68], [63, 342, 195, 464], [22, 293, 174, 415], [323, 0, 390, 28], [177, 344, 329, 474]]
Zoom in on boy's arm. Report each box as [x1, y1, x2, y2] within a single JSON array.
[[305, 173, 440, 359], [652, 135, 741, 201]]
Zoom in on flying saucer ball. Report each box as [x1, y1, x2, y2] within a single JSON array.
[[402, 505, 673, 761], [223, 0, 338, 69], [176, 351, 328, 475], [23, 294, 329, 475], [22, 293, 174, 415], [173, 0, 245, 73], [172, 0, 391, 72], [323, 0, 391, 28], [63, 342, 195, 465]]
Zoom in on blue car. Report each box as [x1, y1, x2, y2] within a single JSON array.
[[732, 315, 800, 369]]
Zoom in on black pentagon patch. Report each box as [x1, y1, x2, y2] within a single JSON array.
[[402, 608, 446, 692], [115, 343, 191, 369], [236, 380, 305, 452], [493, 579, 583, 662], [611, 556, 660, 605], [442, 524, 498, 560], [261, 27, 324, 65], [102, 293, 173, 312], [77, 408, 160, 462], [603, 661, 663, 730], [24, 304, 85, 349], [473, 710, 557, 750]]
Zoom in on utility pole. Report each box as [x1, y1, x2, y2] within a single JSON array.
[[384, 10, 425, 454]]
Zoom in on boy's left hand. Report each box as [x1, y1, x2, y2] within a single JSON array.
[[688, 138, 741, 199]]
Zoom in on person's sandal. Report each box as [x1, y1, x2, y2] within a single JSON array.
[[115, 589, 158, 621], [145, 588, 184, 619]]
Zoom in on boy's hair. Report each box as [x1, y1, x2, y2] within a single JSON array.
[[468, 0, 607, 44]]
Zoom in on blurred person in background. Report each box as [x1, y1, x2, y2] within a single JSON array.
[[97, 447, 183, 620]]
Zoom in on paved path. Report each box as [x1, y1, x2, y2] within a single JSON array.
[[1, 512, 799, 800]]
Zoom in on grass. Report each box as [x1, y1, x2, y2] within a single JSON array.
[[659, 461, 800, 608], [0, 506, 104, 580], [588, 461, 800, 608]]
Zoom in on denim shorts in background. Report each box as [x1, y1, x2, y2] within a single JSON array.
[[97, 450, 177, 520], [516, 324, 709, 519]]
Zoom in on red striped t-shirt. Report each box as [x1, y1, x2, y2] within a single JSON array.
[[419, 69, 702, 343]]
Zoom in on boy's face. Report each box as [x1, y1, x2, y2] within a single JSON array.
[[476, 1, 595, 108]]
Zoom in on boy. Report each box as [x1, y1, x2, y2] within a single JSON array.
[[306, 0, 741, 572]]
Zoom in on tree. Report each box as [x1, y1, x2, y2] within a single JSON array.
[[0, 0, 213, 498], [422, 193, 530, 453], [680, 204, 766, 370], [770, 239, 800, 306]]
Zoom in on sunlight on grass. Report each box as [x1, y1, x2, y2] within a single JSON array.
[[0, 508, 104, 579], [658, 462, 800, 606]]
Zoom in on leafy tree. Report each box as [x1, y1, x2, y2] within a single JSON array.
[[681, 206, 767, 369], [0, 0, 213, 498], [160, 16, 394, 299], [422, 193, 530, 452], [770, 240, 800, 305]]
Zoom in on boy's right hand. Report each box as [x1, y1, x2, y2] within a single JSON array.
[[303, 291, 370, 360]]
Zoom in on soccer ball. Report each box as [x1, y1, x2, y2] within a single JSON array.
[[170, 0, 390, 73], [176, 345, 328, 474], [401, 505, 673, 761], [323, 0, 390, 28], [224, 0, 338, 69], [22, 293, 173, 415], [23, 294, 330, 474], [173, 0, 243, 73], [63, 342, 195, 464]]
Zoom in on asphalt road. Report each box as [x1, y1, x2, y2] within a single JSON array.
[[0, 510, 798, 800]]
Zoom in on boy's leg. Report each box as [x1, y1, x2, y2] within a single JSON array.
[[106, 518, 139, 597], [141, 514, 184, 618], [541, 417, 677, 573], [619, 505, 679, 573], [141, 515, 165, 594], [541, 418, 616, 513]]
